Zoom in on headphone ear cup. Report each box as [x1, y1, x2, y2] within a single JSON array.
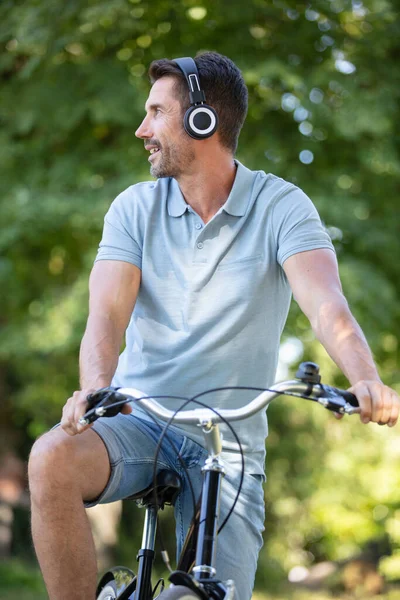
[[183, 104, 218, 139]]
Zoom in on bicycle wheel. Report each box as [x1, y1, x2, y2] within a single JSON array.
[[96, 567, 136, 600], [156, 585, 203, 599], [97, 580, 118, 600]]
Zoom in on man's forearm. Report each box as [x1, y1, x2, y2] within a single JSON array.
[[313, 299, 381, 385], [79, 315, 122, 390], [284, 250, 398, 426]]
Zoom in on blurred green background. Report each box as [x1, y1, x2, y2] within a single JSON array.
[[1, 0, 399, 598]]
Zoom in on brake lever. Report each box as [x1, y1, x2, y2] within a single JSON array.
[[316, 396, 360, 415], [79, 388, 129, 426], [316, 384, 360, 415]]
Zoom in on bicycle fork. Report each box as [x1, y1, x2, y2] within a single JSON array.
[[133, 504, 158, 600], [192, 458, 224, 581], [171, 421, 236, 599]]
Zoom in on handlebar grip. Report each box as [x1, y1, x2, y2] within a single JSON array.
[[85, 391, 101, 408]]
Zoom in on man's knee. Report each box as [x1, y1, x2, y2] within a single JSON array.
[[28, 428, 110, 504], [29, 430, 76, 498]]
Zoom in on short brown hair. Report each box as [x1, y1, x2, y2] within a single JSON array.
[[148, 52, 248, 154]]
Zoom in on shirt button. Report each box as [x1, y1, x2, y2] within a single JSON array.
[[197, 242, 204, 249], [195, 223, 202, 230]]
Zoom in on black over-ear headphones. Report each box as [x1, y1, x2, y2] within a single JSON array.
[[173, 57, 218, 140]]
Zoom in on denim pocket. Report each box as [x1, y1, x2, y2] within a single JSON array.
[[177, 435, 207, 469]]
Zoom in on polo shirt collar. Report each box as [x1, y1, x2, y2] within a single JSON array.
[[223, 160, 255, 217], [168, 179, 189, 217], [167, 159, 255, 218]]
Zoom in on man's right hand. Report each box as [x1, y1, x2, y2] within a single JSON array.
[[61, 389, 132, 436]]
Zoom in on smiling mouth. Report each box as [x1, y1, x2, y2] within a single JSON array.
[[148, 148, 161, 161]]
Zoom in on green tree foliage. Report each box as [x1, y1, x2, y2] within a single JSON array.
[[1, 0, 399, 591]]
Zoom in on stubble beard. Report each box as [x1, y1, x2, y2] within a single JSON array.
[[150, 140, 195, 179]]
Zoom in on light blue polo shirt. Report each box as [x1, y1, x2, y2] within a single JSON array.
[[96, 161, 334, 474]]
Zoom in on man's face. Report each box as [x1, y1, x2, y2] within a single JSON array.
[[135, 77, 196, 179]]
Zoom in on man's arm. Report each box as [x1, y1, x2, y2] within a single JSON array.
[[61, 260, 141, 435], [283, 248, 399, 427]]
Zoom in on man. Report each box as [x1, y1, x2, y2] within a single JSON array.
[[28, 52, 399, 600]]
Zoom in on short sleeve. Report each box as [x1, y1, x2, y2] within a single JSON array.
[[95, 187, 142, 270], [273, 185, 334, 267]]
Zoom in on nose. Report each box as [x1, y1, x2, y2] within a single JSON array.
[[135, 115, 152, 139]]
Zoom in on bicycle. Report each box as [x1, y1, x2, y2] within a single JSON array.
[[79, 361, 360, 600]]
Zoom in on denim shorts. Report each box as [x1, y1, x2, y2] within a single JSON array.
[[89, 410, 265, 600]]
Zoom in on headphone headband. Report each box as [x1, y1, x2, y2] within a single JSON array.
[[173, 57, 206, 105]]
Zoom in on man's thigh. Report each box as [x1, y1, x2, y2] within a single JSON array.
[[87, 412, 205, 508]]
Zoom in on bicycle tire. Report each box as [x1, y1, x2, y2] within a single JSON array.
[[97, 580, 118, 600], [156, 585, 204, 599], [96, 567, 137, 600]]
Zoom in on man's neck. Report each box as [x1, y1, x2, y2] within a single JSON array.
[[176, 153, 237, 224]]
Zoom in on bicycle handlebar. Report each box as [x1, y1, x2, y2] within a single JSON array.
[[78, 362, 359, 427]]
